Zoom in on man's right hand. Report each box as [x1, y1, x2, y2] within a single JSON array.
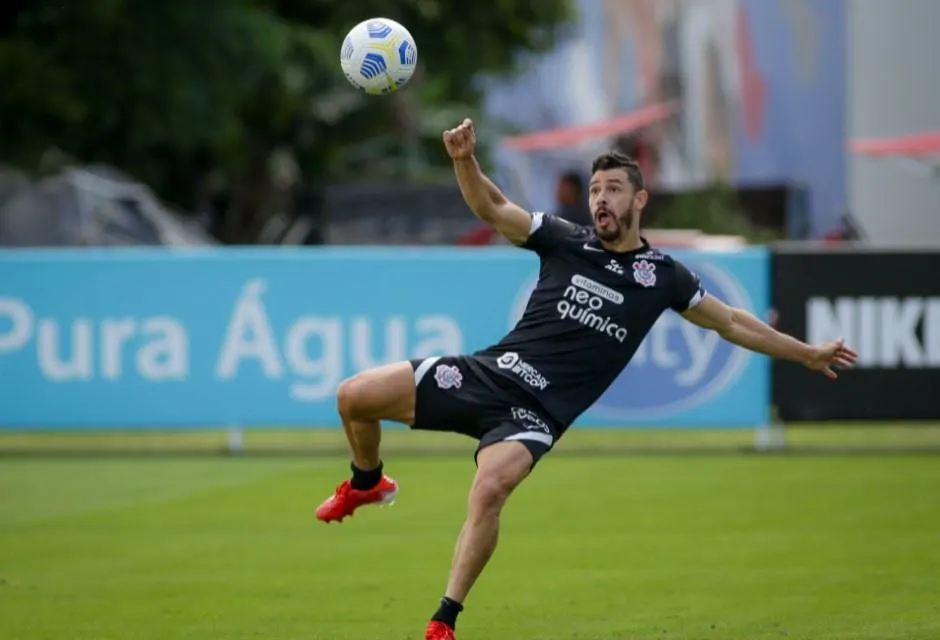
[[445, 117, 534, 246], [443, 118, 476, 160]]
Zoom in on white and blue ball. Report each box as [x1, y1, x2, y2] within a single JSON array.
[[340, 18, 418, 95]]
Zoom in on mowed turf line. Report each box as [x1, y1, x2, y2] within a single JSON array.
[[0, 455, 938, 640], [3, 423, 940, 455]]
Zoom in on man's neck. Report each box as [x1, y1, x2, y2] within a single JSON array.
[[599, 231, 644, 253]]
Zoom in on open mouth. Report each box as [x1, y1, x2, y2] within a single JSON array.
[[596, 211, 613, 226]]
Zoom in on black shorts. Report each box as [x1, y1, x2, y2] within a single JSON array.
[[408, 355, 562, 468]]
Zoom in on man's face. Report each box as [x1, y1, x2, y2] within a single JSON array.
[[588, 169, 646, 242]]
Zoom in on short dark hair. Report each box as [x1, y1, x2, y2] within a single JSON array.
[[590, 152, 645, 192]]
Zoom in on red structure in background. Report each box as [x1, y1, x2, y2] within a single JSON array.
[[850, 131, 940, 158], [455, 224, 498, 246], [820, 130, 940, 244]]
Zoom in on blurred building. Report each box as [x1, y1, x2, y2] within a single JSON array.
[[481, 0, 850, 239], [847, 0, 940, 245]]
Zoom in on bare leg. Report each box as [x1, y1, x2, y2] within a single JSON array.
[[342, 418, 382, 471], [335, 361, 417, 471], [430, 441, 534, 629], [315, 361, 422, 523]]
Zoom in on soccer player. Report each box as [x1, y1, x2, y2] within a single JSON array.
[[315, 118, 858, 640]]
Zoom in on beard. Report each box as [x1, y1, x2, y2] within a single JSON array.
[[594, 204, 636, 242]]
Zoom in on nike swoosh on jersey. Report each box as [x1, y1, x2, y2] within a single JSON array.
[[583, 243, 604, 252]]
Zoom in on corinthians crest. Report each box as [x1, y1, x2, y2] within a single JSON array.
[[632, 260, 657, 287], [433, 364, 463, 389]]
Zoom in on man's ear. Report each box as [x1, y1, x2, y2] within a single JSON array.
[[634, 189, 649, 210]]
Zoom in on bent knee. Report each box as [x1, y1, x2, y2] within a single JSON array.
[[336, 362, 417, 424], [469, 473, 519, 515], [336, 374, 369, 420]]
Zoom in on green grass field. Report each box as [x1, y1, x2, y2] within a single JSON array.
[[2, 433, 939, 639], [3, 423, 940, 455]]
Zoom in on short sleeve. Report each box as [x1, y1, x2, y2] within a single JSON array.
[[520, 211, 584, 254], [670, 260, 707, 312]]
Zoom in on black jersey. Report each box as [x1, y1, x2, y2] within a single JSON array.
[[472, 211, 707, 429]]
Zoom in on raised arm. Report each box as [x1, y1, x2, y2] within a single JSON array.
[[681, 295, 858, 379], [443, 118, 533, 246]]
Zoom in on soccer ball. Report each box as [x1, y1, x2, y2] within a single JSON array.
[[340, 18, 418, 95]]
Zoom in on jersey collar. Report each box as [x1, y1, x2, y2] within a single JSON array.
[[587, 235, 651, 256]]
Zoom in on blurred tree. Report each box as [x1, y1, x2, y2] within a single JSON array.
[[0, 0, 573, 243]]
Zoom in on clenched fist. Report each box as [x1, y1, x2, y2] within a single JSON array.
[[443, 118, 476, 159]]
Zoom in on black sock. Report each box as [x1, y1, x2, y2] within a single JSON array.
[[431, 596, 463, 629], [349, 460, 383, 490]]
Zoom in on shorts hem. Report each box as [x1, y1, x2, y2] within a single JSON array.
[[474, 434, 553, 470]]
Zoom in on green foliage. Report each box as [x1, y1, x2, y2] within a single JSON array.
[[0, 0, 574, 241], [653, 182, 783, 244]]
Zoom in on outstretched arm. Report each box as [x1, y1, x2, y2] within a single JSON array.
[[681, 295, 858, 379], [443, 118, 533, 246]]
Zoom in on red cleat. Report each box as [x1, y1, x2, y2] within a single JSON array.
[[424, 621, 456, 640], [315, 475, 398, 523]]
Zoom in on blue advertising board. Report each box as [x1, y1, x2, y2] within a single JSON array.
[[0, 246, 770, 429]]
